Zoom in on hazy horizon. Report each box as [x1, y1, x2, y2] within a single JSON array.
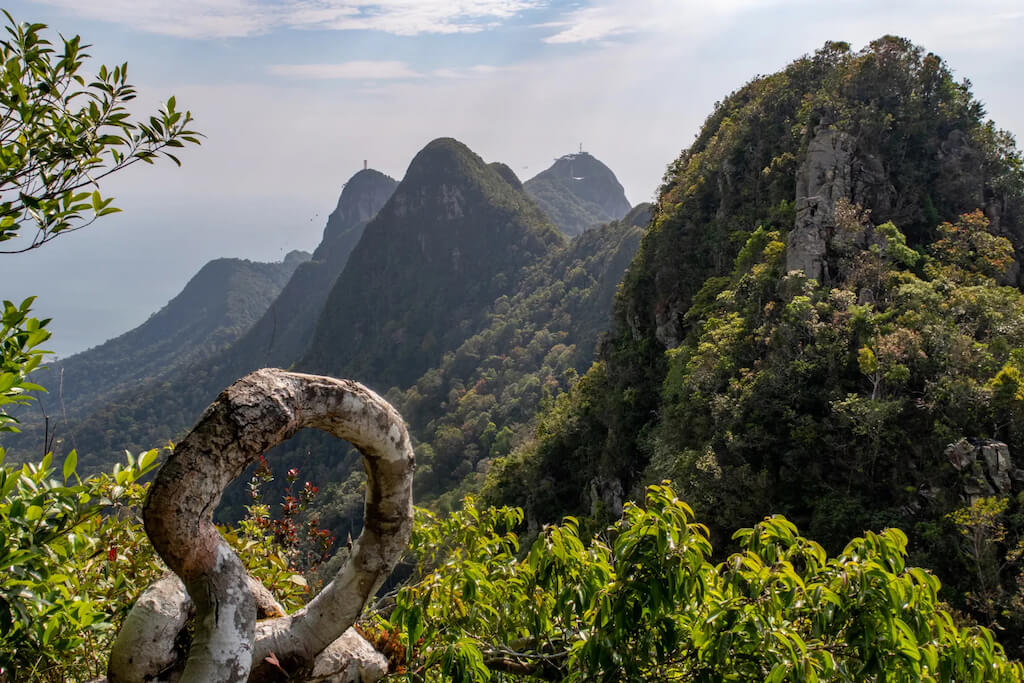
[[3, 0, 1022, 357]]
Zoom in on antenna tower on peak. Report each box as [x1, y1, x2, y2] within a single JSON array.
[[363, 159, 368, 170]]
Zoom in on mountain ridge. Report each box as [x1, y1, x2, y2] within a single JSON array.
[[486, 36, 1024, 535], [299, 137, 565, 390], [0, 168, 398, 467], [9, 252, 309, 432], [524, 151, 632, 236]]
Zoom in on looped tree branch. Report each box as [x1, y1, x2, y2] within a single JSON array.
[[108, 369, 414, 683]]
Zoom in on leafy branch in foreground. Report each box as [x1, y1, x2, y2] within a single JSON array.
[[0, 448, 163, 681], [389, 483, 1024, 682], [0, 11, 201, 253]]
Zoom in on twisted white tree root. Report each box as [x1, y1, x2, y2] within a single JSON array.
[[107, 369, 414, 683]]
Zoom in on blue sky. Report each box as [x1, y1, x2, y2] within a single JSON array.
[[3, 0, 1023, 356]]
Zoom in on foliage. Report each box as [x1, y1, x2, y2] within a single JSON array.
[[0, 446, 338, 680], [946, 496, 1024, 632], [927, 209, 1016, 284], [391, 483, 1024, 681], [235, 457, 336, 607], [0, 448, 161, 681], [638, 215, 1023, 539], [0, 9, 203, 465], [0, 12, 200, 253], [495, 209, 1024, 649], [0, 297, 49, 433]]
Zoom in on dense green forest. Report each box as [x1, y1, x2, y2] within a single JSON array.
[[2, 15, 1024, 683]]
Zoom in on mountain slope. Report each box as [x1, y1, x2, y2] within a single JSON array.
[[260, 203, 651, 534], [4, 169, 396, 468], [211, 139, 581, 527], [205, 168, 398, 373], [400, 202, 652, 504], [487, 36, 1024, 530], [524, 152, 632, 237], [299, 137, 564, 390], [10, 252, 308, 429]]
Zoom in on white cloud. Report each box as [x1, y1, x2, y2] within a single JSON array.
[[268, 60, 420, 79], [32, 0, 274, 39], [266, 60, 519, 80], [430, 64, 520, 79], [541, 0, 770, 44], [32, 0, 544, 38], [283, 0, 542, 35]]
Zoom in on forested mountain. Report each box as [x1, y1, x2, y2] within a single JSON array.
[[9, 135, 645, 533], [524, 151, 632, 236], [299, 137, 564, 390], [4, 139, 572, 470], [51, 251, 310, 412], [398, 201, 652, 507], [248, 168, 399, 368], [160, 167, 398, 387], [2, 252, 308, 454], [224, 202, 652, 535], [0, 169, 396, 468], [482, 36, 1024, 643]]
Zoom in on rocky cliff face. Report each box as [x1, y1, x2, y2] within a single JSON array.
[[787, 126, 855, 280], [524, 152, 631, 237]]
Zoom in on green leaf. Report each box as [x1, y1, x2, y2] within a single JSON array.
[[62, 451, 76, 482], [767, 662, 788, 683], [0, 468, 20, 499], [138, 448, 158, 472]]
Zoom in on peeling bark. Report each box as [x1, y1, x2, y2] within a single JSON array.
[[109, 369, 414, 683], [107, 574, 191, 683]]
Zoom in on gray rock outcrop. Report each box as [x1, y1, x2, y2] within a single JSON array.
[[787, 126, 855, 281], [946, 438, 1024, 502]]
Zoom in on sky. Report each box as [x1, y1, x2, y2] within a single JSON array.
[[2, 0, 1023, 356]]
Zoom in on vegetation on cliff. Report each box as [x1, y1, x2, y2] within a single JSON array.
[[485, 37, 1024, 649]]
